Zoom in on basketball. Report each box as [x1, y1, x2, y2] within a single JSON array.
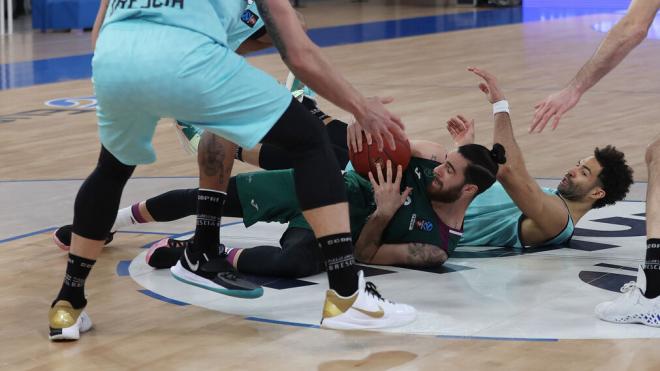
[[349, 135, 411, 178]]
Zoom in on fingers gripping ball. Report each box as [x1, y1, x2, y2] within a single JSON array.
[[349, 135, 411, 178]]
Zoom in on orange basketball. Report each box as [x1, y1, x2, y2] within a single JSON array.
[[349, 136, 411, 178]]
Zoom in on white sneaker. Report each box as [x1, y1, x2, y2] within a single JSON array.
[[320, 270, 416, 330], [594, 265, 660, 327], [48, 300, 93, 341]]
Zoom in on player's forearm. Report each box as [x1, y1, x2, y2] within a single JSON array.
[[355, 212, 393, 263], [91, 0, 109, 50], [568, 15, 648, 95], [256, 0, 368, 119], [493, 112, 525, 172], [410, 140, 447, 163], [286, 45, 368, 119]]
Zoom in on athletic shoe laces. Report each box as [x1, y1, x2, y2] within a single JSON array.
[[365, 281, 393, 304]]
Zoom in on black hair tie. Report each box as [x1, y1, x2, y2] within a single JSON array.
[[490, 143, 507, 165]]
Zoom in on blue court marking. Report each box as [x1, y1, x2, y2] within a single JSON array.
[[116, 230, 182, 236], [244, 318, 560, 340], [244, 316, 320, 329], [0, 175, 197, 183], [138, 289, 190, 306], [437, 335, 558, 342], [116, 260, 131, 277], [0, 227, 56, 244], [0, 6, 624, 90]]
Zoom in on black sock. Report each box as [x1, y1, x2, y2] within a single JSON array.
[[643, 238, 660, 298], [318, 233, 357, 296], [53, 253, 96, 309], [191, 189, 226, 257]]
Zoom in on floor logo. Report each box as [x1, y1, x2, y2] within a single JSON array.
[[45, 96, 97, 109]]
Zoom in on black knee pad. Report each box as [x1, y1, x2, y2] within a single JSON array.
[[278, 227, 325, 277], [72, 147, 135, 240], [145, 188, 198, 222], [261, 99, 347, 210], [235, 228, 324, 278]]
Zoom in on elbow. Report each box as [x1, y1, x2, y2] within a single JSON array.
[[411, 249, 448, 268], [284, 44, 315, 74], [423, 252, 447, 268]]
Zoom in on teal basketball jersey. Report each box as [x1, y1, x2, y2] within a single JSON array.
[[461, 182, 574, 248], [103, 0, 244, 47]]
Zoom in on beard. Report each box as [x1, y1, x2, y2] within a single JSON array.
[[427, 181, 463, 203], [557, 177, 589, 201]]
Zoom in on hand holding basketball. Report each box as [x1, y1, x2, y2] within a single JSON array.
[[354, 96, 407, 151], [368, 160, 413, 218], [349, 126, 411, 179]]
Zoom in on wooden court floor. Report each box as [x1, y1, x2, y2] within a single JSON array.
[[1, 2, 660, 370]]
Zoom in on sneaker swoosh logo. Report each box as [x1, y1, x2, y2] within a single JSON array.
[[184, 249, 199, 272], [354, 306, 384, 318]]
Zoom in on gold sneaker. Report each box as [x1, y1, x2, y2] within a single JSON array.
[[320, 270, 416, 330], [49, 300, 92, 341]]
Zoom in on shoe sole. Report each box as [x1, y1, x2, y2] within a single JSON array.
[[598, 316, 660, 327], [49, 312, 92, 341], [170, 261, 263, 299], [52, 231, 70, 251], [321, 311, 417, 330]]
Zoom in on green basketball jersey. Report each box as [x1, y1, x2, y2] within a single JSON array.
[[343, 157, 463, 254], [236, 157, 462, 253]]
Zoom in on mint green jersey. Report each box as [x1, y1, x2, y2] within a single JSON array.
[[103, 0, 244, 48], [461, 182, 574, 248]]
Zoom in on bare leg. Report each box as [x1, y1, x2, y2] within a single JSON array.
[[643, 136, 660, 298], [198, 131, 235, 192], [645, 137, 660, 238]]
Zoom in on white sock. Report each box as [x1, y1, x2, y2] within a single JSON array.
[[111, 205, 139, 232]]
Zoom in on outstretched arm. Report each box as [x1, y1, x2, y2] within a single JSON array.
[[531, 0, 660, 133], [255, 0, 406, 151], [469, 67, 568, 238]]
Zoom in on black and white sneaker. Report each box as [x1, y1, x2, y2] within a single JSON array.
[[170, 246, 263, 299], [146, 237, 193, 269], [52, 224, 114, 251]]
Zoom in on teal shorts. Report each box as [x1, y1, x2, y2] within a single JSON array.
[[93, 20, 291, 165]]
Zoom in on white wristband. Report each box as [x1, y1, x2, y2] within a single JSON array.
[[493, 100, 510, 115]]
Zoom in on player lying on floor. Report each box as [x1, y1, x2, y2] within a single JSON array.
[[158, 69, 635, 256], [53, 69, 633, 277], [55, 106, 505, 274]]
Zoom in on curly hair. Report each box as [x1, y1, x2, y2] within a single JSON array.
[[592, 145, 634, 209]]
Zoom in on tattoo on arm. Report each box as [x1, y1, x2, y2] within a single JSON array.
[[406, 243, 446, 267], [255, 1, 288, 60]]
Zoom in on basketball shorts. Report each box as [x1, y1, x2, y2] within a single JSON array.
[[235, 169, 310, 230], [92, 20, 291, 165]]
